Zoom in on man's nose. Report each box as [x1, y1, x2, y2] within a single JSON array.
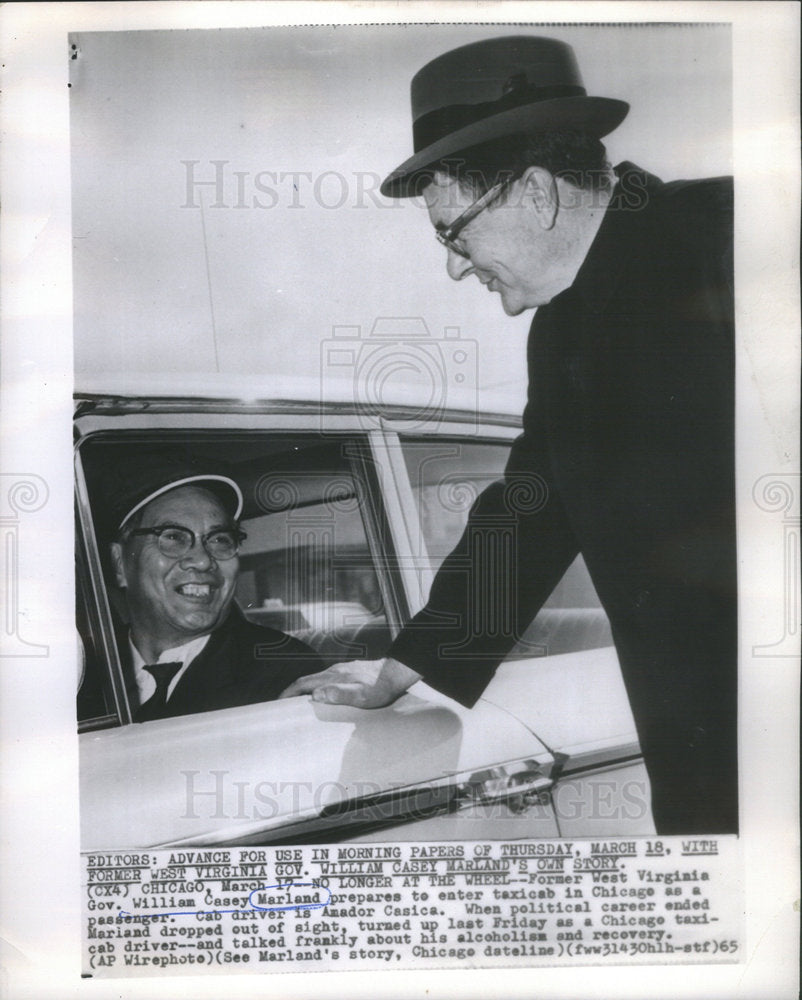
[[180, 538, 216, 569], [446, 248, 474, 281]]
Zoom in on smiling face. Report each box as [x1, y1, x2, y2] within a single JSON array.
[[424, 171, 569, 314], [111, 485, 239, 660]]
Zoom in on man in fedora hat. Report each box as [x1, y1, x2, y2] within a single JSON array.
[[284, 36, 736, 835], [103, 449, 324, 722]]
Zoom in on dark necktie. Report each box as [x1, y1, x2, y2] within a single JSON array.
[[135, 661, 183, 722]]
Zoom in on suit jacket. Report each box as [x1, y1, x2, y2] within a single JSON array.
[[127, 606, 325, 720], [390, 164, 736, 834]]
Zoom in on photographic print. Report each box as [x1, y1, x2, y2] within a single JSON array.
[[1, 3, 798, 998]]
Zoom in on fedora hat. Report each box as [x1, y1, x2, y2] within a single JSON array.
[[381, 35, 629, 197]]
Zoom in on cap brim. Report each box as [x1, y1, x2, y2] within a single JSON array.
[[119, 475, 244, 530], [381, 96, 629, 197]]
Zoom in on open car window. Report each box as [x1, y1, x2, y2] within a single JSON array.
[[73, 405, 652, 844], [75, 431, 402, 730], [234, 442, 393, 662]]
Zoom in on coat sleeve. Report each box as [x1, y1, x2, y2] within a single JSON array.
[[388, 326, 580, 706]]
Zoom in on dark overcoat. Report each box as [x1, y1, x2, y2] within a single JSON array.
[[390, 164, 736, 835]]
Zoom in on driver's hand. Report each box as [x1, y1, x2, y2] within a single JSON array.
[[279, 657, 421, 708]]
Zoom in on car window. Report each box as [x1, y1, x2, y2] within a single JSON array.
[[75, 432, 400, 728], [400, 438, 511, 569], [234, 449, 390, 658], [399, 435, 612, 657]]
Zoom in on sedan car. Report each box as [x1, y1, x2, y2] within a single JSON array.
[[75, 375, 654, 849]]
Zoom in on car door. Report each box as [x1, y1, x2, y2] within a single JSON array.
[[389, 423, 655, 836], [74, 398, 560, 847]]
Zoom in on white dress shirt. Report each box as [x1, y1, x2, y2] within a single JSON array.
[[129, 634, 211, 708]]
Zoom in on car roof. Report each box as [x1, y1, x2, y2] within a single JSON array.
[[73, 373, 524, 422]]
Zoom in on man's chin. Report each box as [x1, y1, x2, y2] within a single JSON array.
[[498, 288, 541, 316], [173, 605, 226, 634], [500, 296, 526, 317]]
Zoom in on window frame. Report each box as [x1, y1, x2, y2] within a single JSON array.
[[393, 431, 518, 579], [73, 412, 417, 731]]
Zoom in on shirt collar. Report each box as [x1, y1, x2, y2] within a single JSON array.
[[129, 633, 211, 706]]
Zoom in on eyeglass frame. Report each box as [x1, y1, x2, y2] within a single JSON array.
[[434, 175, 516, 259], [126, 523, 247, 561]]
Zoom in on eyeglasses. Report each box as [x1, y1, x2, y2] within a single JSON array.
[[435, 177, 514, 259], [128, 524, 247, 561]]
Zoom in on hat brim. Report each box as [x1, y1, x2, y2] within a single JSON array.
[[119, 474, 244, 530], [381, 95, 629, 198]]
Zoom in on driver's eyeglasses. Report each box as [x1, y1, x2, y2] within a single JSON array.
[[435, 176, 515, 259], [128, 524, 247, 561]]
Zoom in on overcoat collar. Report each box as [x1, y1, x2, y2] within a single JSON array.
[[551, 162, 665, 316]]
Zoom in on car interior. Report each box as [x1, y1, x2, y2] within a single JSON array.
[[76, 430, 612, 729]]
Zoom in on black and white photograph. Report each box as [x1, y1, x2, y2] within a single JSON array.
[[0, 3, 799, 998], [73, 18, 740, 846]]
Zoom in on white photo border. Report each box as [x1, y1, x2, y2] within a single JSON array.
[[0, 2, 799, 998]]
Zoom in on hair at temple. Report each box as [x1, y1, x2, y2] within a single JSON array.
[[418, 130, 613, 197], [117, 507, 144, 542]]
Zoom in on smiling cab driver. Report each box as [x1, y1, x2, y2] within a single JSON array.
[[105, 451, 323, 722]]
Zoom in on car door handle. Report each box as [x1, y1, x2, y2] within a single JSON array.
[[456, 755, 567, 813]]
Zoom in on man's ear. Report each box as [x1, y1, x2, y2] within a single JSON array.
[[520, 166, 559, 230], [110, 542, 127, 589]]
